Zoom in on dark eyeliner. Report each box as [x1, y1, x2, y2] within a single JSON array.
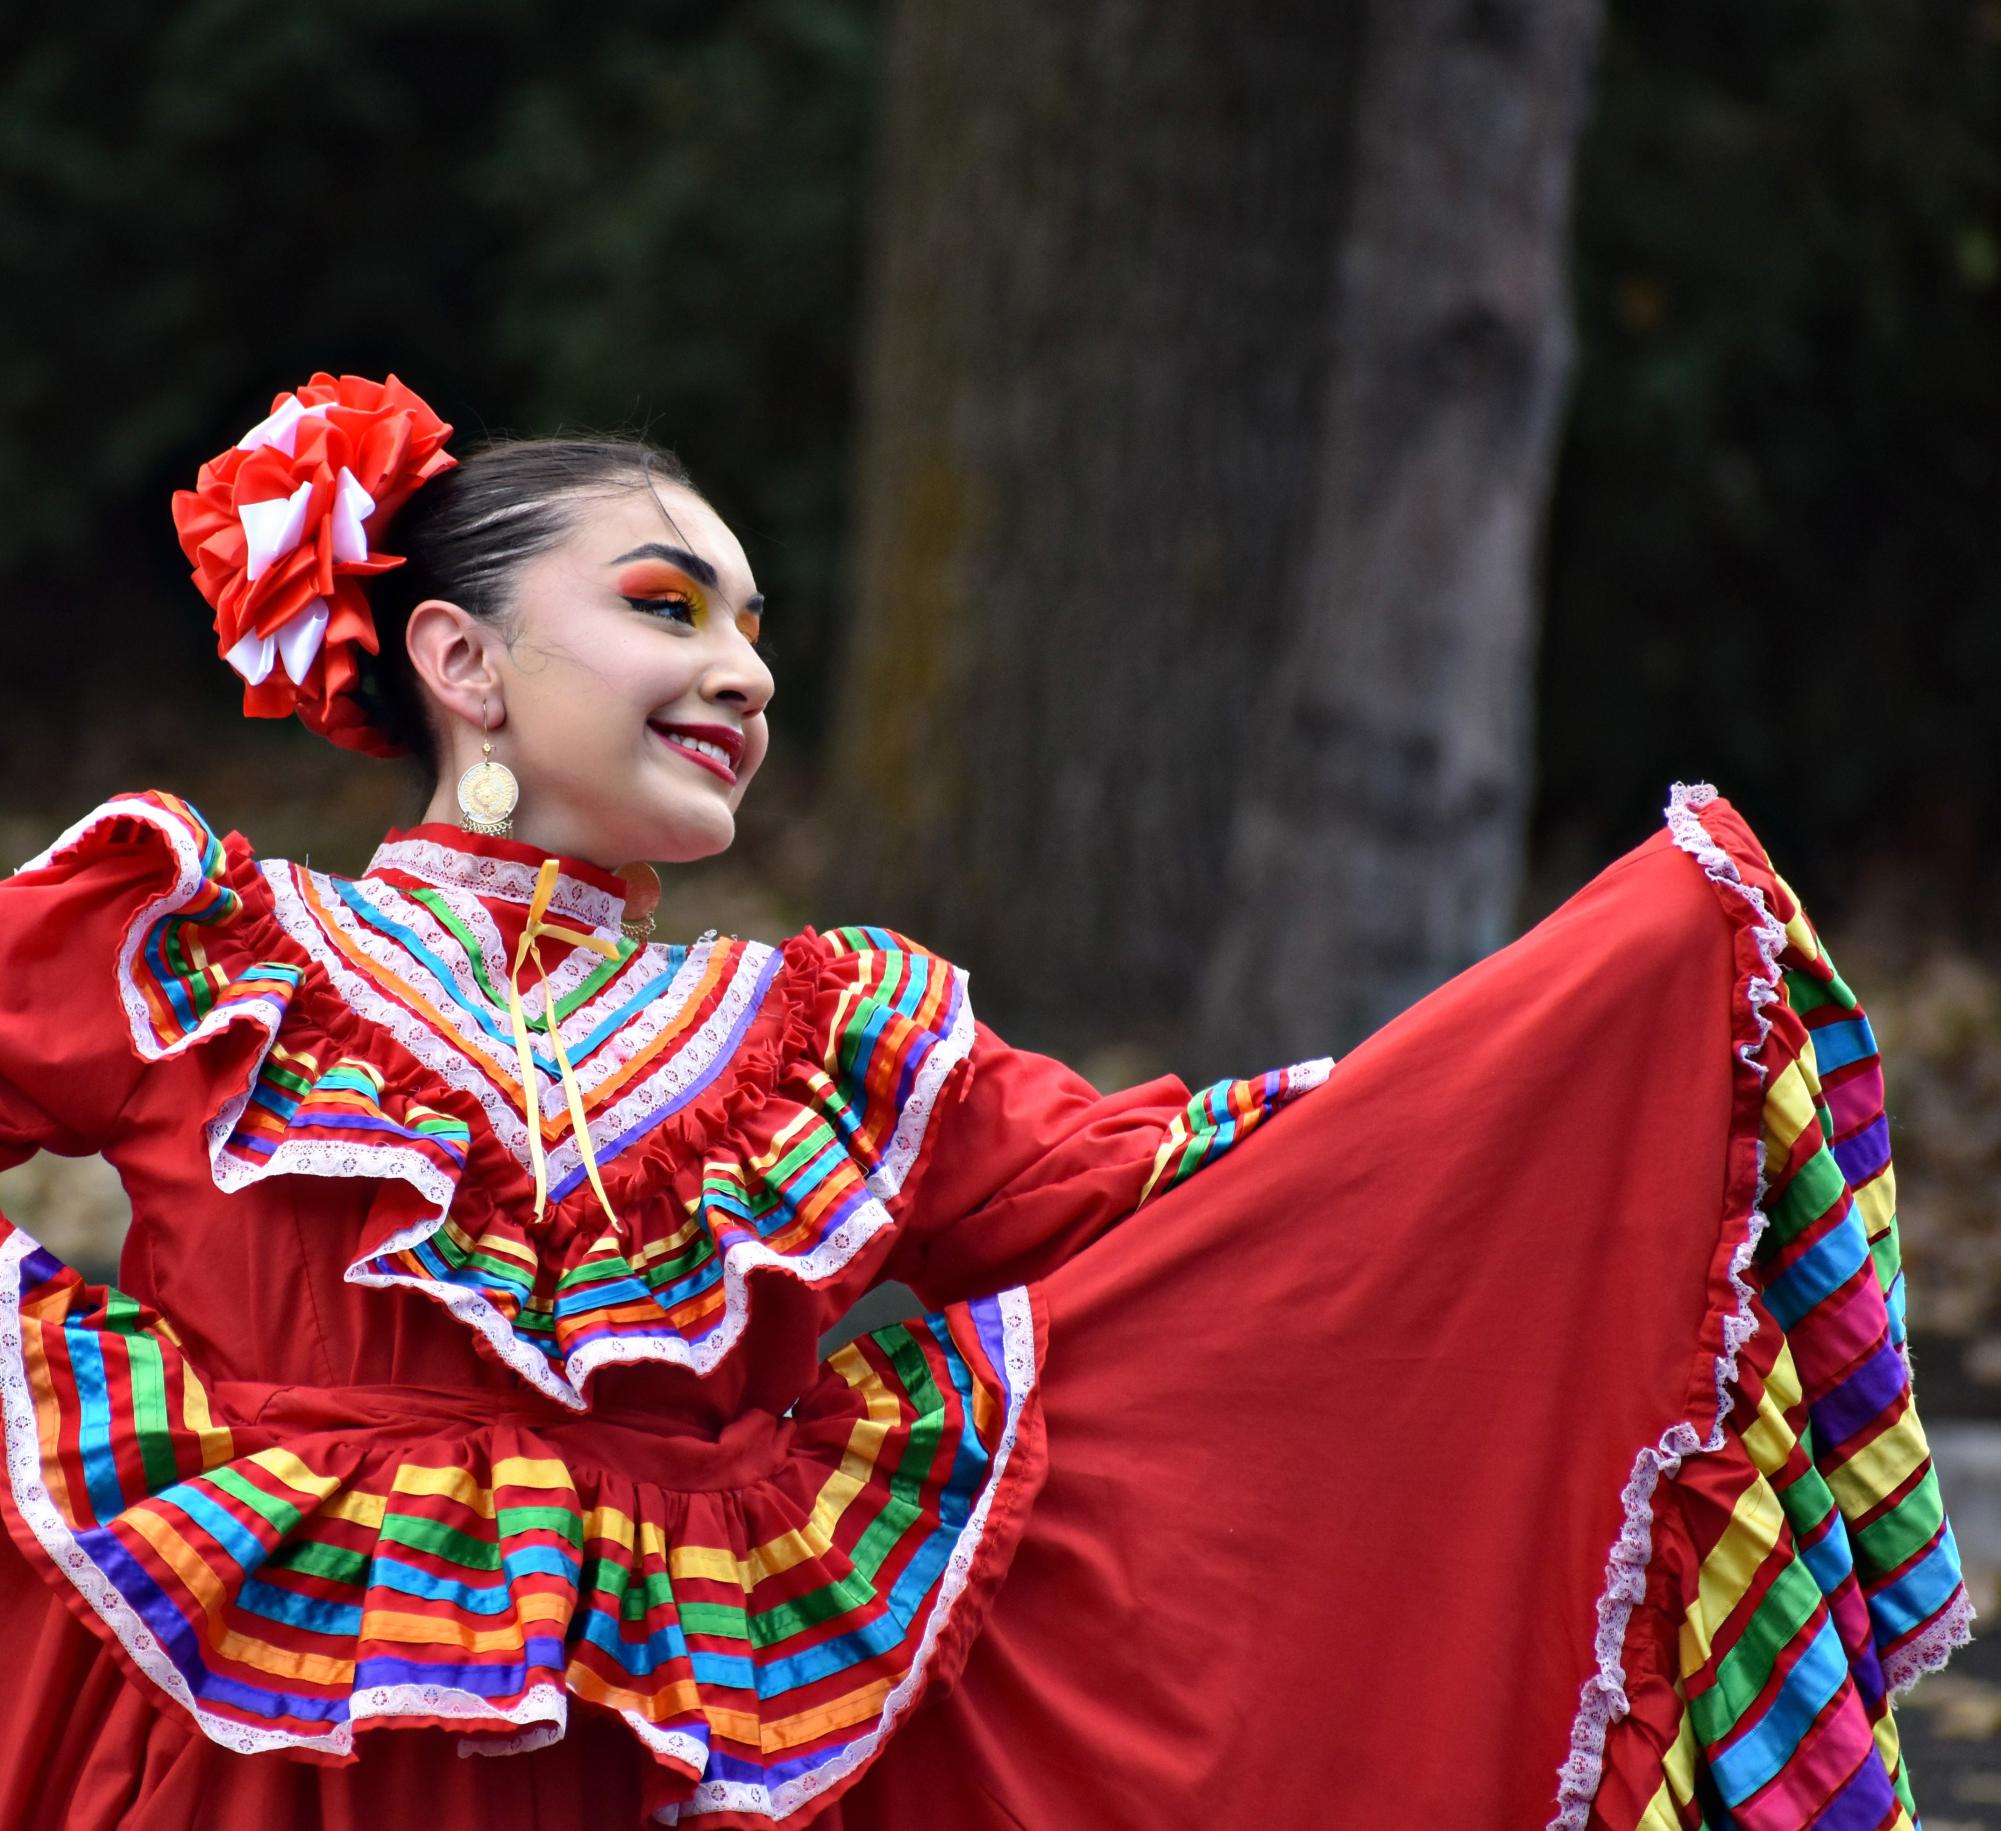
[[624, 593, 697, 627]]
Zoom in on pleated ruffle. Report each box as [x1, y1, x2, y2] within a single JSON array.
[[0, 1223, 1045, 1827]]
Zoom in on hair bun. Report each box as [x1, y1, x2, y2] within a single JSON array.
[[171, 372, 457, 756]]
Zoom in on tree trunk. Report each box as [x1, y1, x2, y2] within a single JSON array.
[[830, 0, 1361, 1046], [1196, 0, 1602, 1065], [833, 0, 1600, 1067]]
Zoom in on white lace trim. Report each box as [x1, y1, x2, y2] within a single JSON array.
[[350, 952, 971, 1405], [355, 1185, 899, 1409], [0, 1229, 573, 1759], [541, 945, 783, 1194], [866, 983, 976, 1198], [15, 802, 474, 1315], [2, 1227, 1036, 1784], [31, 805, 971, 1406], [368, 835, 625, 936], [264, 858, 545, 1156], [342, 870, 598, 1035], [660, 1285, 1040, 1824], [1284, 1056, 1336, 1096], [282, 862, 681, 1116], [1884, 1582, 1977, 1697], [347, 866, 682, 1049], [1547, 782, 1788, 1829]]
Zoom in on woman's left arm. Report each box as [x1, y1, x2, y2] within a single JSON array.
[[803, 926, 1328, 1310]]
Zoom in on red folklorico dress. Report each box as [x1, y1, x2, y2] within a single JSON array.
[[0, 782, 1972, 1830]]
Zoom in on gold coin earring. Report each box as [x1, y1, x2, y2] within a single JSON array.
[[457, 703, 520, 838], [614, 861, 661, 942]]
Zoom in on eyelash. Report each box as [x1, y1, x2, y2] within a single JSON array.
[[625, 594, 698, 628], [624, 594, 766, 650]]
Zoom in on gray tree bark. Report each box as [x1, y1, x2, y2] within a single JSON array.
[[830, 0, 1361, 1046], [1197, 0, 1602, 1064], [832, 0, 1600, 1067]]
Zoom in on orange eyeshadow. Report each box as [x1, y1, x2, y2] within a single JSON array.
[[616, 562, 706, 606]]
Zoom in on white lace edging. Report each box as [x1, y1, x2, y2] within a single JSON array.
[[1546, 781, 1787, 1830], [341, 870, 600, 1038], [15, 801, 453, 1238], [867, 983, 977, 1199], [264, 860, 772, 1181], [1284, 1056, 1336, 1095], [367, 835, 625, 936], [271, 861, 984, 1403], [2, 1225, 1034, 1783], [658, 1285, 1040, 1825], [0, 1229, 574, 1759], [351, 1189, 898, 1410], [1885, 1583, 1977, 1697], [541, 945, 782, 1194], [351, 953, 974, 1405], [342, 867, 693, 1071]]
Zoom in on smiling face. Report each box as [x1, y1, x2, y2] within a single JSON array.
[[415, 479, 775, 869]]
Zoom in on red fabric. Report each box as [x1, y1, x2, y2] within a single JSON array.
[[0, 803, 1766, 1827], [823, 830, 1736, 1828], [887, 1027, 1205, 1309]]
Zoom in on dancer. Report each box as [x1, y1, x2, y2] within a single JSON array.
[[0, 374, 1968, 1828]]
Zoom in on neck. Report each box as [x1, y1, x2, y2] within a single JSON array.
[[418, 779, 465, 832], [416, 776, 470, 832], [419, 781, 629, 875]]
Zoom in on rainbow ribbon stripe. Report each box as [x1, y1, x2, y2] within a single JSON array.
[[90, 791, 473, 1191], [0, 1224, 1036, 1818], [1610, 839, 1970, 1829], [350, 928, 972, 1392], [813, 925, 968, 1166], [1137, 1059, 1332, 1207], [89, 791, 300, 1074]]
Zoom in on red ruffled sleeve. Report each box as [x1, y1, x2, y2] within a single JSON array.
[[0, 791, 266, 1164]]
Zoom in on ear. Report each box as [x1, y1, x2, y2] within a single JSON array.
[[406, 600, 505, 729]]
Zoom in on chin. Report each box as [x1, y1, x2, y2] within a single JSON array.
[[647, 801, 738, 864]]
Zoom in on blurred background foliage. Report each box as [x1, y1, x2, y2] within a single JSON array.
[[2, 0, 1994, 905], [0, 0, 881, 813], [1545, 0, 2000, 918]]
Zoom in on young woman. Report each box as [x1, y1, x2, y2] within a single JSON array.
[[0, 374, 1968, 1829]]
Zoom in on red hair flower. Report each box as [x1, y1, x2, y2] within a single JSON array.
[[171, 373, 456, 756]]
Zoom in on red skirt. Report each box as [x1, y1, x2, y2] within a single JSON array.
[[0, 791, 1967, 1828]]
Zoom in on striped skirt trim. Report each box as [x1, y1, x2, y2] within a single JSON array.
[[0, 1224, 1046, 1827], [1566, 785, 1970, 1831]]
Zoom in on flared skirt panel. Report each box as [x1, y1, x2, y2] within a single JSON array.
[[826, 794, 1966, 1830]]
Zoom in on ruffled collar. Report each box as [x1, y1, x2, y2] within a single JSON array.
[[365, 822, 631, 944], [53, 789, 985, 1408]]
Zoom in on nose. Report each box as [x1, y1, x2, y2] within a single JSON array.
[[701, 637, 775, 717]]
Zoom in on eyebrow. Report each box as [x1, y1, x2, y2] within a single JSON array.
[[610, 543, 764, 615]]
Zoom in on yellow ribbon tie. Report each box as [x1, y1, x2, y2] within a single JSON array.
[[507, 859, 624, 1233]]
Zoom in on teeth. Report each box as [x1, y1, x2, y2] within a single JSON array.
[[666, 731, 730, 767]]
